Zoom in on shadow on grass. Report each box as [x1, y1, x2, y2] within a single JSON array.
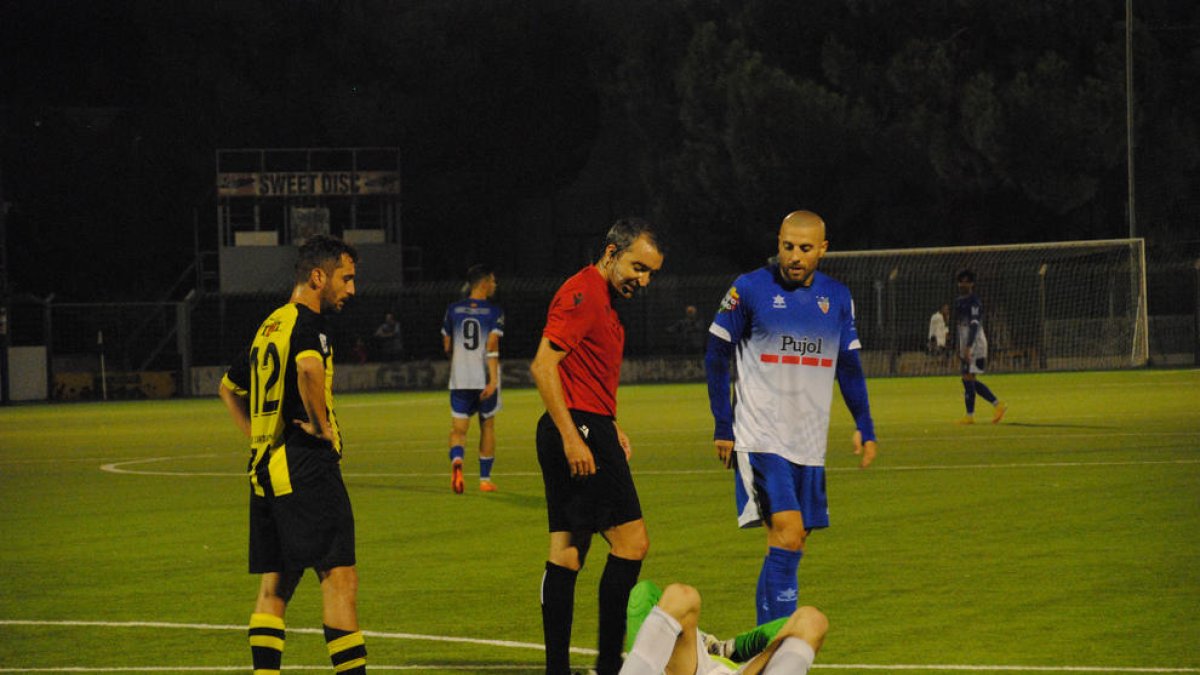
[[1001, 422, 1115, 430], [351, 479, 547, 509]]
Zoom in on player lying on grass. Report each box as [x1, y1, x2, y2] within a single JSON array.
[[622, 580, 826, 675]]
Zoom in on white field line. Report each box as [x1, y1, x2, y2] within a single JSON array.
[[96, 452, 1200, 478], [2, 662, 1190, 667], [6, 428, 1196, 467], [0, 619, 1196, 673]]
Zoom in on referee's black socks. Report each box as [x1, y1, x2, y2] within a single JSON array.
[[596, 554, 643, 675], [541, 561, 579, 674]]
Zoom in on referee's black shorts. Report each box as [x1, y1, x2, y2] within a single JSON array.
[[536, 410, 643, 534], [249, 444, 356, 574]]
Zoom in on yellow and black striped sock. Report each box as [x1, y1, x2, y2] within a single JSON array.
[[248, 613, 285, 675], [325, 625, 367, 674]]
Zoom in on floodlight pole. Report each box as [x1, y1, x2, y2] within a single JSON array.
[[1125, 0, 1137, 239], [0, 160, 8, 405]]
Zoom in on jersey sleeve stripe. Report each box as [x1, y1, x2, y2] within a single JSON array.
[[709, 323, 732, 342], [221, 373, 248, 396], [294, 349, 323, 363]]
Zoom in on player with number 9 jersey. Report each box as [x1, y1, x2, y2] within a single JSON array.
[[441, 264, 506, 493], [443, 298, 505, 392]]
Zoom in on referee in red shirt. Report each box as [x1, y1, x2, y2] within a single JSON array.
[[531, 217, 665, 675]]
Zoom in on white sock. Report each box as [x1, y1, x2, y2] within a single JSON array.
[[760, 636, 815, 674], [619, 606, 682, 675]]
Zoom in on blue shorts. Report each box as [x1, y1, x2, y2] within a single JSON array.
[[733, 452, 828, 530], [450, 388, 501, 419]]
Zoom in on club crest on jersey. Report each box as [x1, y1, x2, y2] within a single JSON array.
[[319, 333, 329, 353], [719, 287, 740, 312], [817, 296, 830, 314], [772, 294, 787, 309]]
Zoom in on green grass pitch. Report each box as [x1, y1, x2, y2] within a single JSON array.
[[1, 369, 1198, 674]]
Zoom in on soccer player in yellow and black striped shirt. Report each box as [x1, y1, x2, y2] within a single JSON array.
[[219, 234, 367, 675]]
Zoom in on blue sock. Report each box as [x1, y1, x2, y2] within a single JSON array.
[[757, 546, 803, 624], [975, 381, 997, 404], [755, 561, 769, 623], [479, 456, 494, 480], [449, 445, 465, 463], [962, 379, 976, 415]]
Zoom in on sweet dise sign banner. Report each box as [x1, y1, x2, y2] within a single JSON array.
[[217, 171, 401, 197]]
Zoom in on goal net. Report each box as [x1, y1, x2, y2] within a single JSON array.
[[819, 239, 1149, 376]]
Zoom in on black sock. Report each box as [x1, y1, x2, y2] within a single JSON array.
[[596, 554, 643, 675], [323, 625, 366, 675], [248, 613, 285, 674], [542, 561, 579, 675]]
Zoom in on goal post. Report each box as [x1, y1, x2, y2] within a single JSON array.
[[820, 238, 1149, 376]]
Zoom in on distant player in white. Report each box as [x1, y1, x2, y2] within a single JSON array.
[[953, 268, 1007, 424], [442, 264, 505, 493], [705, 211, 878, 625], [928, 303, 950, 355]]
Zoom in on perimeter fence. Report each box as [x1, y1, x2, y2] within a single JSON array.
[[5, 251, 1197, 401]]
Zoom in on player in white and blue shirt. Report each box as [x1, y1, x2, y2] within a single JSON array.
[[442, 265, 505, 493], [705, 211, 877, 625], [954, 268, 1007, 424]]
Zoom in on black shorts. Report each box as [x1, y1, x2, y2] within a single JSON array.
[[249, 445, 356, 574], [536, 410, 643, 533]]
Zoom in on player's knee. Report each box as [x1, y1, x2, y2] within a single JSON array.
[[620, 535, 650, 560], [658, 583, 702, 628], [607, 525, 650, 560], [549, 549, 583, 570], [783, 606, 828, 651], [318, 566, 359, 597], [774, 529, 807, 552], [550, 535, 590, 570], [262, 571, 303, 604]]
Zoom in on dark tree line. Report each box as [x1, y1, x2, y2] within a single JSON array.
[[1, 0, 1196, 299]]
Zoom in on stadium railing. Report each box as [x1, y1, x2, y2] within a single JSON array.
[[6, 241, 1196, 401]]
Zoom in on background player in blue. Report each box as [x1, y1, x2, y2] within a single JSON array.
[[705, 210, 878, 625], [442, 264, 505, 493], [954, 268, 1008, 424]]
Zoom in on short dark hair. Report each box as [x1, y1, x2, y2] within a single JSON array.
[[465, 263, 494, 288], [603, 217, 663, 259], [956, 268, 976, 283], [295, 235, 358, 284]]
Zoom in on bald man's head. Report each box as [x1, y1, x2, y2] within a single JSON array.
[[777, 210, 829, 287], [780, 210, 826, 238]]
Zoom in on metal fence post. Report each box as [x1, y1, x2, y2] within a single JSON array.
[[178, 290, 195, 397], [43, 294, 55, 399], [1194, 258, 1200, 367]]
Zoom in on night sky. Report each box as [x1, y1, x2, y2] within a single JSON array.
[[2, 0, 1198, 301]]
